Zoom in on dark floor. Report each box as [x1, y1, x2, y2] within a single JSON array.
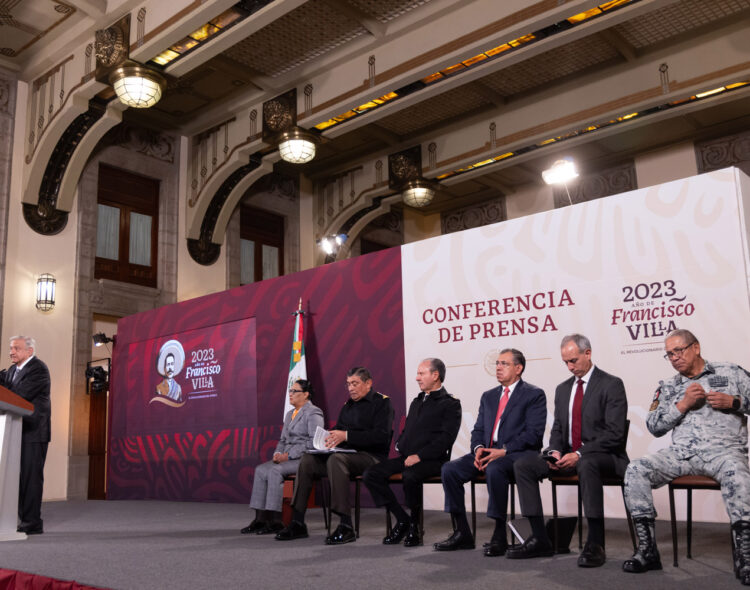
[[0, 500, 741, 590]]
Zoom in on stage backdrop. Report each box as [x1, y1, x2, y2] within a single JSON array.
[[108, 249, 406, 501], [402, 167, 750, 521], [110, 167, 750, 523]]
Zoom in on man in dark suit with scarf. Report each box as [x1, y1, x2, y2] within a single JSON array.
[[509, 333, 628, 567], [1, 335, 51, 535]]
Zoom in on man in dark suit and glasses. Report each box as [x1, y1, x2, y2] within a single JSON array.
[[434, 348, 546, 556], [508, 333, 628, 566], [363, 358, 461, 547], [0, 336, 51, 535]]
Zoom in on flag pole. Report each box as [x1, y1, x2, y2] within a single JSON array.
[[284, 298, 307, 419]]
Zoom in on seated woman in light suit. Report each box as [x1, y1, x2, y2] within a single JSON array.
[[241, 379, 324, 534]]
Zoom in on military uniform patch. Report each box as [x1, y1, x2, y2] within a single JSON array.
[[708, 375, 729, 389], [649, 387, 661, 412]]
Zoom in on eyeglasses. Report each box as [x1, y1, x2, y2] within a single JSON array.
[[288, 388, 305, 394], [495, 361, 515, 367], [663, 342, 695, 360]]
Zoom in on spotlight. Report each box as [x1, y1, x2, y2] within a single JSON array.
[[542, 158, 578, 205], [542, 158, 578, 185], [317, 234, 348, 258], [93, 333, 114, 347], [85, 365, 109, 394]]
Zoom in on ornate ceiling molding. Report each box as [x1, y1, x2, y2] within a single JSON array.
[[187, 153, 265, 265], [24, 98, 109, 235]]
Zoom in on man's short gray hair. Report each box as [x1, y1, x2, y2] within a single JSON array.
[[666, 329, 698, 346], [9, 335, 35, 351], [560, 333, 591, 353]]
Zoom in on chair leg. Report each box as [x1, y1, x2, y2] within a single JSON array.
[[420, 483, 425, 537], [688, 488, 693, 559], [620, 486, 637, 552], [669, 484, 678, 567], [509, 482, 516, 547], [470, 480, 477, 541], [577, 482, 583, 549], [320, 480, 332, 535], [355, 479, 361, 538], [552, 483, 559, 552]]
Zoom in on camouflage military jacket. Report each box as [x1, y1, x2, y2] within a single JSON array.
[[647, 360, 750, 459]]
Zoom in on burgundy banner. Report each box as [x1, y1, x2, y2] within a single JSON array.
[[108, 248, 406, 502], [115, 318, 257, 438]]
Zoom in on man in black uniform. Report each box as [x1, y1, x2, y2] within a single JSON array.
[[1, 336, 51, 535], [363, 358, 461, 547], [276, 366, 393, 544]]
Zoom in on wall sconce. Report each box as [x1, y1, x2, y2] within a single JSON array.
[[542, 158, 578, 205], [318, 234, 348, 257], [278, 127, 318, 164], [402, 179, 437, 208], [35, 273, 56, 311], [109, 62, 167, 108]]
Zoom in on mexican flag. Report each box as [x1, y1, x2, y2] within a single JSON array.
[[284, 301, 307, 418]]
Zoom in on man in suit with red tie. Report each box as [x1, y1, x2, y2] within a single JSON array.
[[1, 336, 51, 535], [434, 348, 546, 556], [508, 334, 628, 567]]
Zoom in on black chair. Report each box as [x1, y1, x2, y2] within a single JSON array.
[[668, 475, 723, 567], [549, 420, 635, 551]]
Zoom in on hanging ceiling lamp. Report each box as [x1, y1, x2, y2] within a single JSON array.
[[278, 127, 318, 164], [401, 179, 436, 208], [109, 62, 167, 108]]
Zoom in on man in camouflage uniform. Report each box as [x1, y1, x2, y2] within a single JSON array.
[[623, 329, 750, 585]]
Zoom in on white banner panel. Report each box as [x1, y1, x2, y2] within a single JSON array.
[[402, 167, 750, 522]]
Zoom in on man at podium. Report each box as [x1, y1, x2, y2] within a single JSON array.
[[1, 336, 51, 535]]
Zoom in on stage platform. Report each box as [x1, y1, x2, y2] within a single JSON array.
[[0, 500, 739, 589]]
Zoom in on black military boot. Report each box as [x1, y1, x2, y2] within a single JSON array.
[[622, 517, 662, 573], [732, 521, 750, 585]]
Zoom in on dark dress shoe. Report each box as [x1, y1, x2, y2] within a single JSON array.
[[403, 523, 422, 547], [578, 542, 606, 567], [383, 521, 409, 545], [257, 522, 285, 535], [275, 520, 308, 541], [505, 535, 554, 559], [241, 519, 267, 534], [433, 529, 475, 551], [325, 524, 356, 545], [484, 540, 508, 557], [24, 527, 44, 535]]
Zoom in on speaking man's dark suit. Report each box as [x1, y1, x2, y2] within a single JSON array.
[[514, 366, 628, 520], [442, 379, 546, 522], [2, 356, 51, 531], [363, 387, 461, 515]]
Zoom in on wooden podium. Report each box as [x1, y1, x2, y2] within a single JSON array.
[[0, 384, 33, 541]]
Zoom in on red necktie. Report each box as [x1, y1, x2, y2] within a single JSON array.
[[571, 379, 584, 451], [490, 387, 510, 447]]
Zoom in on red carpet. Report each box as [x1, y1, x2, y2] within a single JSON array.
[[0, 569, 108, 590]]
